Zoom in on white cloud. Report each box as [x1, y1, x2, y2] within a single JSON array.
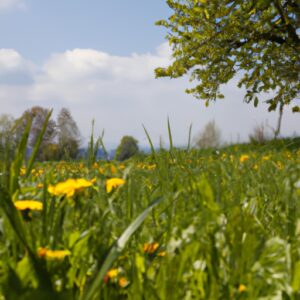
[[0, 49, 33, 74], [0, 49, 35, 85], [0, 0, 25, 12], [36, 44, 170, 83], [0, 44, 299, 148]]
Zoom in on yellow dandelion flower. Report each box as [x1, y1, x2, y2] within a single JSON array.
[[76, 178, 96, 188], [119, 164, 126, 170], [157, 251, 166, 257], [48, 179, 76, 197], [147, 164, 156, 170], [119, 277, 129, 288], [107, 268, 120, 279], [105, 268, 120, 281], [239, 154, 249, 163], [32, 168, 44, 176], [276, 161, 284, 170], [110, 165, 117, 174], [106, 178, 125, 193], [20, 167, 26, 176], [143, 242, 159, 254], [285, 151, 292, 159], [104, 268, 121, 283], [38, 248, 71, 260], [14, 200, 43, 211], [238, 284, 247, 293], [37, 183, 44, 189], [48, 178, 95, 198], [98, 167, 105, 174], [37, 247, 47, 258]]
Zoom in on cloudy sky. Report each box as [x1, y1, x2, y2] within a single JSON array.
[[0, 0, 299, 148]]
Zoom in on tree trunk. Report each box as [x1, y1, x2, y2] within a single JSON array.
[[274, 102, 284, 139]]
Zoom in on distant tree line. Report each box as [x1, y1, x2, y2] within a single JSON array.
[[0, 106, 140, 162], [0, 106, 81, 161]]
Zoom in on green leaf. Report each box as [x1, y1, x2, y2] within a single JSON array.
[[26, 109, 52, 177], [167, 117, 173, 151], [143, 125, 156, 157], [82, 197, 163, 300], [292, 261, 300, 292], [292, 106, 299, 113], [9, 117, 32, 195], [186, 123, 193, 151]]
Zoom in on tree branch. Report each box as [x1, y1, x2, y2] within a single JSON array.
[[274, 0, 300, 45]]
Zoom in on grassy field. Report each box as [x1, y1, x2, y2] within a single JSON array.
[[0, 132, 299, 299]]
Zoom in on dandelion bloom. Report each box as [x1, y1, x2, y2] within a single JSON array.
[[14, 200, 43, 211], [98, 167, 105, 174], [262, 155, 271, 161], [119, 277, 129, 288], [107, 268, 120, 278], [38, 248, 71, 260], [48, 178, 95, 197], [238, 284, 247, 293], [106, 178, 125, 193], [143, 242, 159, 254], [276, 161, 284, 170], [110, 165, 117, 174], [147, 164, 156, 170], [104, 268, 120, 283], [20, 167, 26, 176], [239, 154, 249, 163]]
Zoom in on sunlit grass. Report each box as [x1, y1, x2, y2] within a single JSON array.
[[0, 120, 299, 299]]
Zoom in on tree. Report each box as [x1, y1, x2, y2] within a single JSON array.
[[0, 114, 15, 160], [16, 106, 57, 160], [0, 114, 14, 146], [155, 0, 300, 113], [115, 136, 139, 161], [194, 120, 221, 149], [57, 108, 81, 160]]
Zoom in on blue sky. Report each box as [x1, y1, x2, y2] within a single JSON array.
[[0, 0, 299, 148], [0, 0, 170, 61]]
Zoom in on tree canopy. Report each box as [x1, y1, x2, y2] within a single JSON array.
[[115, 136, 139, 161], [57, 107, 81, 160], [16, 106, 57, 160], [155, 0, 300, 112], [195, 120, 222, 149], [0, 114, 15, 159], [14, 106, 81, 161]]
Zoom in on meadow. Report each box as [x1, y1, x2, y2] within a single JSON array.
[[0, 124, 299, 299]]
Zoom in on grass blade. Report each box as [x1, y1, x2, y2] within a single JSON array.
[[82, 197, 163, 300], [187, 123, 193, 151], [167, 117, 173, 151], [9, 117, 32, 195], [99, 129, 109, 161], [26, 109, 53, 177], [142, 125, 156, 157]]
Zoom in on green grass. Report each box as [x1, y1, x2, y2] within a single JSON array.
[[0, 132, 299, 299]]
